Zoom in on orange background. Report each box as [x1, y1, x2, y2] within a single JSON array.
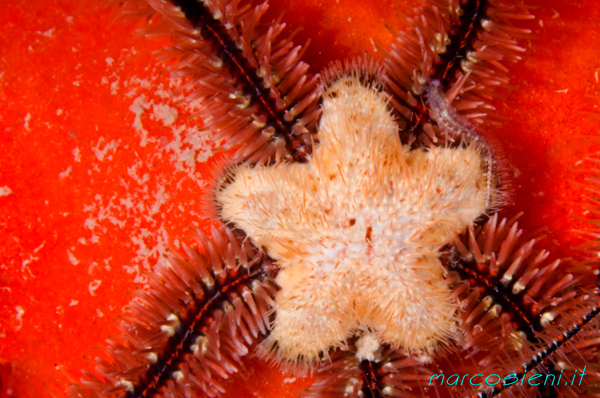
[[1, 0, 599, 397]]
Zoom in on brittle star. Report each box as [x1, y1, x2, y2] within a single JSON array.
[[66, 0, 600, 397]]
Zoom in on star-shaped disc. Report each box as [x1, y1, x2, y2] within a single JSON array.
[[217, 75, 491, 368]]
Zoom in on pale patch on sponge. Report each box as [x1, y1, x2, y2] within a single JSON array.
[[216, 75, 494, 373]]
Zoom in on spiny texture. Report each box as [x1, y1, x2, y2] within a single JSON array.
[[550, 314, 600, 398], [447, 214, 600, 398], [382, 0, 533, 142], [111, 0, 321, 164], [69, 227, 277, 398], [272, 214, 600, 398], [71, 0, 600, 397], [216, 75, 494, 372], [306, 346, 435, 398]]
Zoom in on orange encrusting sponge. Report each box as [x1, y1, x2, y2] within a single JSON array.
[[1, 0, 599, 398]]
